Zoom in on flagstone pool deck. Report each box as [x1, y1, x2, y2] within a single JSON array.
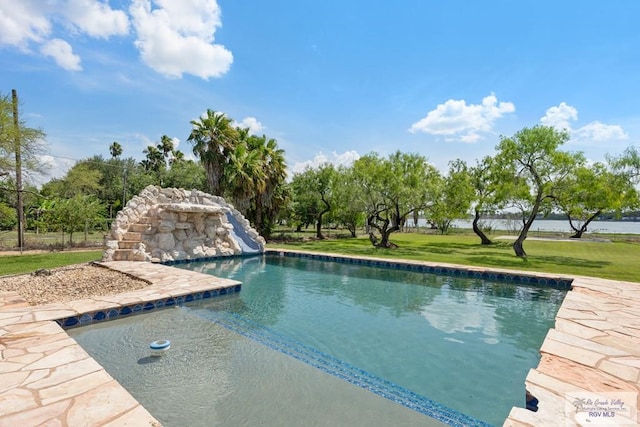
[[1, 255, 639, 426]]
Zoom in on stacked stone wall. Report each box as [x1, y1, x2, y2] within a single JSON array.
[[102, 186, 265, 262]]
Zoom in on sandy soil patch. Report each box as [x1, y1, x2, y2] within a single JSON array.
[[0, 263, 150, 306]]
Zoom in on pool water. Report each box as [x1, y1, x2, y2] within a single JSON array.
[[69, 255, 566, 426]]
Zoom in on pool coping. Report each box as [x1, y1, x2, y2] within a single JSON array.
[[1, 252, 639, 426]]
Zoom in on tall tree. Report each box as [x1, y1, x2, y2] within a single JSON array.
[[291, 169, 320, 232], [39, 194, 105, 244], [61, 162, 103, 197], [0, 92, 47, 178], [469, 157, 497, 244], [427, 159, 474, 234], [226, 137, 266, 211], [468, 155, 524, 245], [158, 135, 174, 158], [290, 164, 336, 239], [109, 141, 123, 158], [244, 134, 288, 237], [331, 166, 365, 237], [353, 151, 438, 248], [141, 145, 165, 174], [1, 91, 47, 249], [0, 202, 17, 230], [495, 126, 581, 257], [608, 146, 640, 182], [188, 110, 239, 196], [555, 162, 638, 238], [164, 159, 206, 190]]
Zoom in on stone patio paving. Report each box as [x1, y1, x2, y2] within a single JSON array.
[[0, 262, 240, 427], [1, 258, 639, 426], [505, 275, 640, 426]]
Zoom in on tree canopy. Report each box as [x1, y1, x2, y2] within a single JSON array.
[[353, 151, 439, 248], [495, 126, 583, 257], [2, 93, 639, 257]]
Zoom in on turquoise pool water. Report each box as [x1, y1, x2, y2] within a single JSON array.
[[69, 255, 565, 426]]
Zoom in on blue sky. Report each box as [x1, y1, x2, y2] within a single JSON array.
[[1, 0, 639, 186]]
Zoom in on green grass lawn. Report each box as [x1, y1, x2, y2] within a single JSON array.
[[0, 250, 103, 276], [2, 231, 638, 283], [268, 233, 640, 283]]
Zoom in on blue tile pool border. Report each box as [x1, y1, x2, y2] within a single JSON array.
[[56, 283, 242, 329], [265, 249, 573, 290], [162, 250, 573, 289]]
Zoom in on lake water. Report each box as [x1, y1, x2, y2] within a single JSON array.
[[409, 219, 640, 235]]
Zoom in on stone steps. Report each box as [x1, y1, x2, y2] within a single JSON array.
[[111, 249, 147, 262], [111, 220, 152, 261], [118, 241, 140, 250], [123, 231, 142, 241], [128, 222, 151, 233], [112, 249, 135, 261]]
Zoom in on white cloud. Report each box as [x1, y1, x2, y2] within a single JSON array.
[[0, 0, 127, 69], [540, 102, 628, 146], [233, 117, 264, 135], [63, 0, 130, 38], [0, 0, 232, 78], [409, 93, 515, 143], [129, 0, 233, 79], [572, 121, 628, 144], [292, 150, 360, 174], [40, 38, 82, 71], [169, 136, 181, 150], [0, 0, 51, 47], [35, 154, 75, 185], [540, 102, 578, 131]]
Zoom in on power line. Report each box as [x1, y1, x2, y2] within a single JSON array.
[[45, 153, 131, 170]]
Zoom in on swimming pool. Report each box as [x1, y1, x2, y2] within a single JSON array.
[[68, 254, 566, 426]]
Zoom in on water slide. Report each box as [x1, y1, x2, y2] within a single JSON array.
[[225, 212, 262, 254]]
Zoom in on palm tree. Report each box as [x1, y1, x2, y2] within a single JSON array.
[[109, 141, 123, 158], [188, 109, 238, 196], [169, 149, 185, 166], [226, 137, 266, 211], [248, 135, 287, 235], [158, 135, 174, 157], [141, 145, 165, 173]]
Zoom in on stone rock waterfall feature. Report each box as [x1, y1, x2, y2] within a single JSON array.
[[102, 186, 265, 262]]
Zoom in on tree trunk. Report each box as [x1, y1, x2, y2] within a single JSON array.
[[472, 210, 492, 245], [570, 229, 585, 239], [255, 199, 264, 236], [412, 210, 419, 232], [315, 218, 323, 239], [513, 233, 527, 257], [379, 229, 391, 247], [513, 214, 536, 257], [367, 211, 401, 248], [569, 211, 600, 239], [378, 228, 398, 248], [316, 197, 331, 239]]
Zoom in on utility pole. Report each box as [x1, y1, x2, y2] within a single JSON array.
[[122, 167, 127, 208], [12, 89, 24, 253]]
